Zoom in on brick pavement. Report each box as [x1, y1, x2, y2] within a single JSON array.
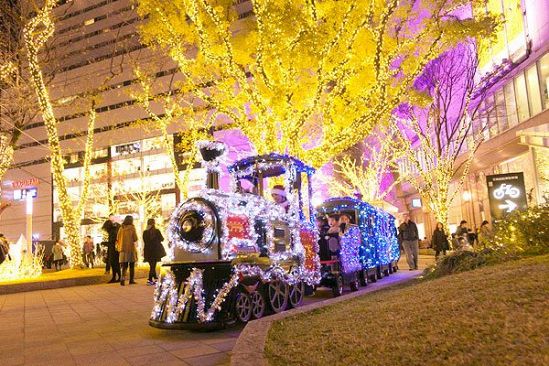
[[0, 282, 242, 366]]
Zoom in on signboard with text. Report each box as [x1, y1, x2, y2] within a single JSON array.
[[486, 172, 527, 220]]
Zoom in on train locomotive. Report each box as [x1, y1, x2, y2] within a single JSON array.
[[150, 142, 320, 329], [316, 197, 400, 295]]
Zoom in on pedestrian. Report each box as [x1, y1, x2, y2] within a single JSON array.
[[82, 235, 95, 268], [431, 222, 449, 259], [52, 240, 64, 271], [102, 215, 121, 283], [0, 233, 10, 265], [455, 220, 470, 248], [116, 215, 138, 286], [143, 218, 166, 286], [398, 213, 419, 270], [478, 220, 493, 250]]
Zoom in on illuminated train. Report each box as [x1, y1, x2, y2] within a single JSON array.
[[316, 198, 400, 296], [149, 143, 399, 329]]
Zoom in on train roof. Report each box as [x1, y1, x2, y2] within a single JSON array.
[[228, 153, 315, 179], [317, 197, 396, 220]]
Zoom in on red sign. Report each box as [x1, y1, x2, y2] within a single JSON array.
[[227, 215, 250, 240], [12, 178, 40, 189], [300, 228, 318, 272]]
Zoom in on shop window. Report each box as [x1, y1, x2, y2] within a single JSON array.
[[111, 142, 141, 157], [514, 73, 530, 122], [144, 154, 170, 172], [526, 64, 542, 116], [504, 82, 518, 127], [161, 193, 176, 213], [539, 53, 549, 110]]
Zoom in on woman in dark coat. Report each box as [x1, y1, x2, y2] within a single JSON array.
[[143, 218, 166, 285], [432, 222, 450, 259], [102, 215, 121, 283]]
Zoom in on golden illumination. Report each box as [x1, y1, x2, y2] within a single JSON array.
[[136, 0, 498, 169]]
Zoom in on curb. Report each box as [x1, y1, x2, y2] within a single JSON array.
[[230, 271, 421, 366], [0, 268, 151, 295]]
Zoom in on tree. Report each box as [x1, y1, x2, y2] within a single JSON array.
[[0, 0, 61, 194], [394, 42, 489, 232], [132, 65, 214, 200], [326, 127, 404, 206], [22, 0, 118, 267], [135, 0, 497, 168]]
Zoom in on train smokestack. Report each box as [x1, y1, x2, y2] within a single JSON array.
[[197, 141, 226, 190]]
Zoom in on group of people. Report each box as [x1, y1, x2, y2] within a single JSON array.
[[101, 215, 166, 286], [399, 214, 495, 270]]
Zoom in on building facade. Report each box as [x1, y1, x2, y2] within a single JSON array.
[[402, 0, 549, 238], [0, 0, 253, 243]]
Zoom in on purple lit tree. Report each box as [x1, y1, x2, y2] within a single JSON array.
[[395, 41, 492, 233]]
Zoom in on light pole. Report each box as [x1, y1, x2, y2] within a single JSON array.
[[26, 191, 33, 255]]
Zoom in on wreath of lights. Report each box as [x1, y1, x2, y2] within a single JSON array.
[[167, 199, 217, 256]]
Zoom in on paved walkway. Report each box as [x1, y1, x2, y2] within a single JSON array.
[[0, 256, 434, 366]]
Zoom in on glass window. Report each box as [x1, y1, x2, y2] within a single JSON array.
[[514, 72, 530, 122], [526, 64, 542, 116], [539, 53, 549, 110], [485, 95, 498, 138], [504, 82, 518, 127], [495, 89, 508, 131], [161, 193, 176, 214]]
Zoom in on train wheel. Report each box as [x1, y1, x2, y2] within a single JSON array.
[[268, 280, 289, 313], [332, 276, 343, 297], [250, 291, 266, 319], [289, 282, 305, 308], [235, 292, 252, 323]]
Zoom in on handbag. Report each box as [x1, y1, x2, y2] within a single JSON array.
[[115, 229, 124, 252]]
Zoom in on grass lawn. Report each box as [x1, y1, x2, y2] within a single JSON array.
[[265, 255, 549, 366]]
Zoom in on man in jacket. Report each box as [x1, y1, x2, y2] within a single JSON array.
[[398, 213, 419, 270]]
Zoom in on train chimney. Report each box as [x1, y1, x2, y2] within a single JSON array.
[[197, 141, 226, 190]]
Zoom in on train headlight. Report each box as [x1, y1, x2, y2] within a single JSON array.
[[170, 198, 219, 253]]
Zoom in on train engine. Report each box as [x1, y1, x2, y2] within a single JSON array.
[[150, 142, 320, 329]]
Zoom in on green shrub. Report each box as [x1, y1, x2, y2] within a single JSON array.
[[489, 204, 549, 256], [426, 204, 548, 279]]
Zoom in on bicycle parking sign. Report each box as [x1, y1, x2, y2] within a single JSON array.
[[486, 172, 527, 220]]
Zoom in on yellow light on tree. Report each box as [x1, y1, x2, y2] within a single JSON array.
[[23, 0, 97, 268], [136, 0, 498, 169]]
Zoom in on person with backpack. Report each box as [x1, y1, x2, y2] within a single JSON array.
[[142, 218, 166, 285]]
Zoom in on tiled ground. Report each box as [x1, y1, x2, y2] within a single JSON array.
[[0, 282, 242, 366], [0, 255, 434, 366]]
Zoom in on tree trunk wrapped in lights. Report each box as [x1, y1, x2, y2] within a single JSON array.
[[0, 0, 59, 198], [22, 0, 93, 268], [395, 42, 491, 233], [136, 0, 497, 168]]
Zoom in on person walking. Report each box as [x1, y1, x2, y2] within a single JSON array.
[[431, 222, 449, 259], [82, 235, 95, 268], [478, 220, 493, 250], [52, 240, 64, 271], [116, 215, 138, 286], [102, 215, 121, 283], [398, 213, 419, 270], [143, 218, 166, 286]]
